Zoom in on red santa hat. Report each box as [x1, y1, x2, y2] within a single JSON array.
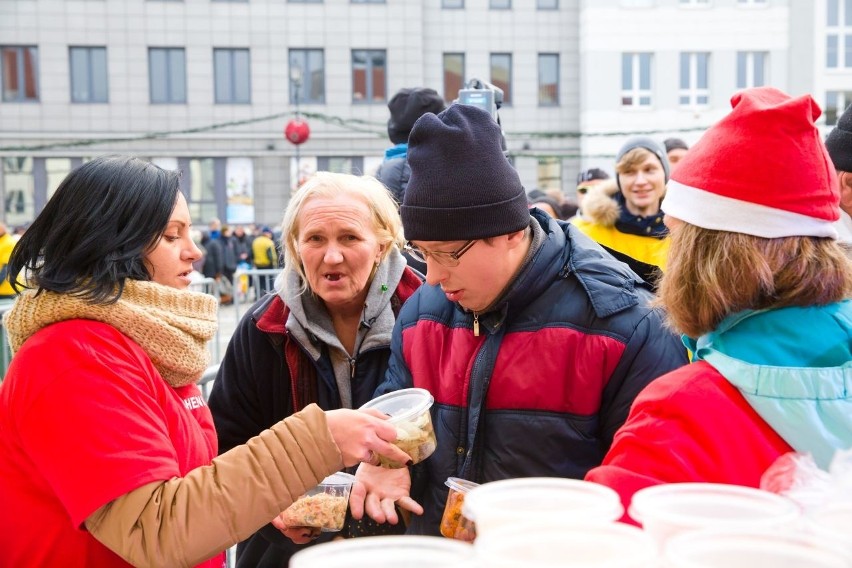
[[662, 87, 840, 239]]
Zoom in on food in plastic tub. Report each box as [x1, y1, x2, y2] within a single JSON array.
[[289, 535, 475, 568], [280, 472, 355, 532], [474, 522, 657, 567], [440, 477, 480, 541], [628, 482, 801, 550], [663, 528, 851, 568], [461, 477, 623, 538], [359, 388, 437, 468]]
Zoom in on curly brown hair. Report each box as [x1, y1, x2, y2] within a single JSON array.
[[655, 223, 852, 338]]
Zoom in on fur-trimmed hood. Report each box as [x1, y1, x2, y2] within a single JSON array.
[[580, 179, 620, 227]]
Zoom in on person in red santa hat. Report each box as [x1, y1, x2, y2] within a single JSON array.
[[585, 86, 852, 517]]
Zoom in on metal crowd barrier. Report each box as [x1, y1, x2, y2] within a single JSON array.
[[232, 268, 282, 321], [189, 277, 222, 362]]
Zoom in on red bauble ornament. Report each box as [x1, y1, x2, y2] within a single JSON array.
[[284, 119, 310, 145]]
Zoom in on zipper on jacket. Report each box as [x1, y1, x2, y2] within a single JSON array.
[[349, 357, 356, 379], [473, 312, 480, 337]]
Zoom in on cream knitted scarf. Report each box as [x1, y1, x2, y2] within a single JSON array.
[[3, 280, 218, 387]]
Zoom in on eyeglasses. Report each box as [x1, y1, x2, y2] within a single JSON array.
[[404, 240, 477, 267]]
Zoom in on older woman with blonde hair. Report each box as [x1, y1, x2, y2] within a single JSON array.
[[586, 87, 852, 514], [209, 171, 423, 566]]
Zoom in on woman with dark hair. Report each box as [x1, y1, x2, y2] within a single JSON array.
[[586, 88, 852, 515], [0, 156, 410, 568]]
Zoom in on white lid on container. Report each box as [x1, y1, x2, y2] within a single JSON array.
[[319, 471, 356, 487], [663, 528, 851, 568], [474, 522, 657, 568], [289, 535, 475, 568], [629, 482, 801, 530], [462, 477, 623, 523], [359, 388, 434, 424]]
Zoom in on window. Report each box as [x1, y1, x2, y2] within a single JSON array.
[[679, 52, 709, 107], [351, 49, 386, 103], [490, 53, 512, 105], [490, 0, 511, 8], [186, 158, 220, 223], [537, 0, 558, 8], [149, 47, 186, 104], [3, 157, 34, 227], [538, 53, 559, 106], [825, 91, 852, 125], [736, 51, 767, 89], [443, 53, 465, 102], [538, 157, 562, 193], [443, 0, 464, 7], [1, 46, 38, 102], [69, 46, 108, 103], [317, 156, 364, 174], [214, 48, 251, 104], [621, 52, 652, 107], [289, 49, 325, 104], [826, 0, 852, 68]]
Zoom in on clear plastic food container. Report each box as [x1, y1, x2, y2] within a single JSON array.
[[280, 471, 355, 532], [359, 388, 437, 469], [462, 477, 624, 538], [629, 483, 802, 550], [290, 535, 475, 568], [474, 522, 657, 568], [440, 477, 480, 541], [663, 528, 851, 568]]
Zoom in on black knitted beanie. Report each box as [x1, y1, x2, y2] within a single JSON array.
[[387, 88, 446, 145], [825, 105, 852, 172], [401, 104, 530, 241]]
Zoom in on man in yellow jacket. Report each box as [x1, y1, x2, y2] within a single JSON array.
[[572, 137, 670, 291]]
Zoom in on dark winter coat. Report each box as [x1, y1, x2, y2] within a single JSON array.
[[375, 210, 689, 535]]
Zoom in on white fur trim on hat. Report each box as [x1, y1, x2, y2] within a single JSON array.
[[662, 180, 839, 239]]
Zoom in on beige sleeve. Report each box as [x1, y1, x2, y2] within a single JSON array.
[[85, 403, 343, 568]]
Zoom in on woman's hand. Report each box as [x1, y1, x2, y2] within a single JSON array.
[[348, 463, 424, 525], [270, 513, 321, 544], [325, 408, 412, 468]]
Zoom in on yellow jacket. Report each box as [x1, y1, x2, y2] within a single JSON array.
[[0, 232, 17, 297]]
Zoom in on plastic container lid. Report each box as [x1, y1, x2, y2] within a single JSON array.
[[663, 528, 851, 568], [629, 482, 801, 530], [474, 522, 657, 568], [461, 477, 623, 536], [445, 477, 480, 494], [359, 388, 434, 424], [289, 535, 476, 568], [319, 472, 356, 487]]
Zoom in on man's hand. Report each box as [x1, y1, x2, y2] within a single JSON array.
[[349, 463, 423, 525]]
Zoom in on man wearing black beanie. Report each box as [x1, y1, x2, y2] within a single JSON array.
[[823, 106, 852, 246], [375, 87, 446, 206], [350, 104, 688, 536]]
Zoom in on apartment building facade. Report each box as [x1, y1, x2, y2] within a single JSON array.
[[578, 0, 852, 178], [2, 0, 849, 229], [0, 0, 580, 228]]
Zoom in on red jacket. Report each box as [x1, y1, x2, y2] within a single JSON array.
[[585, 361, 793, 521]]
